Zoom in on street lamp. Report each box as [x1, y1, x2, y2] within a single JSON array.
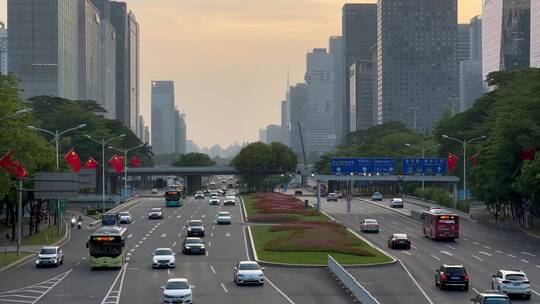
[[108, 143, 145, 197], [405, 143, 441, 190], [85, 134, 126, 213], [0, 108, 31, 122], [442, 135, 486, 201]]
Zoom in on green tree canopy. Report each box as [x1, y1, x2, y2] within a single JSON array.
[[173, 152, 216, 167]]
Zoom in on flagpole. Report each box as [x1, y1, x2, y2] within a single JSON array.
[[16, 178, 22, 256], [108, 144, 145, 199]]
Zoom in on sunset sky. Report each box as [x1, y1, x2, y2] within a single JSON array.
[[0, 0, 482, 148]]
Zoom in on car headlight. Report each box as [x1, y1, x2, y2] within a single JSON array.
[[185, 246, 191, 249], [259, 274, 264, 277], [153, 258, 158, 263], [187, 227, 192, 231]]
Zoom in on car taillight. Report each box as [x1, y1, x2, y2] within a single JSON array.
[[440, 273, 447, 281], [464, 274, 469, 281]]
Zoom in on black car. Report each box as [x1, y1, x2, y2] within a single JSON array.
[[294, 189, 303, 196], [435, 264, 469, 290], [387, 233, 411, 249], [186, 220, 205, 237], [182, 237, 206, 255]]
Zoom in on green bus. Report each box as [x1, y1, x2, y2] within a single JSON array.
[[86, 226, 127, 268], [165, 190, 183, 207]]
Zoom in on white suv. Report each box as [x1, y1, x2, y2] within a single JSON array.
[[119, 211, 132, 224], [390, 198, 404, 208], [492, 270, 531, 299], [36, 246, 63, 268]]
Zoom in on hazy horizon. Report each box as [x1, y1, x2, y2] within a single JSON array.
[[0, 0, 482, 149]]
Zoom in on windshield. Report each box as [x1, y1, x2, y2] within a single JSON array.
[[154, 249, 172, 256], [89, 241, 122, 258], [239, 263, 261, 270], [40, 248, 56, 254], [445, 267, 465, 275], [365, 220, 377, 224], [188, 221, 202, 227], [151, 208, 161, 212], [166, 281, 190, 290], [484, 298, 509, 304], [506, 274, 526, 281], [186, 239, 203, 244], [219, 212, 230, 216], [119, 212, 129, 216]]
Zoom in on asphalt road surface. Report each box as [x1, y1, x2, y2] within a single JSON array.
[[0, 194, 354, 304]]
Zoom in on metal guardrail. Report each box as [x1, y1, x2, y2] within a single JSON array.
[[328, 255, 380, 304]]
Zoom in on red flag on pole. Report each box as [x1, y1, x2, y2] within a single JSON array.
[[0, 150, 27, 178], [64, 148, 81, 172], [129, 156, 141, 167], [520, 149, 536, 161], [84, 157, 98, 169], [108, 154, 124, 173], [447, 152, 459, 172], [469, 153, 479, 167]]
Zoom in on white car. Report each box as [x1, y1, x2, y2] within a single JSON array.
[[151, 188, 158, 194], [118, 211, 132, 224], [492, 270, 531, 299], [217, 212, 232, 225], [233, 261, 265, 285], [360, 219, 379, 233], [152, 248, 176, 269], [390, 198, 404, 208], [162, 278, 193, 304], [209, 196, 220, 205], [223, 195, 236, 206], [36, 246, 63, 268]]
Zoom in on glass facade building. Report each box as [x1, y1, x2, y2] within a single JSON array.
[[151, 81, 176, 155], [0, 21, 6, 75], [531, 0, 540, 67], [78, 0, 100, 102]]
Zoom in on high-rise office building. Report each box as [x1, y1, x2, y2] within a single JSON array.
[[110, 2, 131, 128], [376, 0, 458, 133], [127, 11, 140, 133], [78, 0, 100, 102], [98, 19, 116, 118], [174, 110, 187, 155], [460, 16, 484, 112], [151, 81, 176, 155], [258, 128, 267, 143], [8, 0, 79, 100], [342, 4, 377, 135], [143, 126, 150, 144], [470, 16, 483, 62], [329, 36, 345, 142], [0, 21, 7, 75], [457, 24, 471, 63], [280, 99, 290, 146], [531, 1, 540, 67], [266, 125, 282, 144], [289, 83, 308, 156], [137, 114, 145, 140], [483, 0, 530, 82], [349, 61, 374, 132]]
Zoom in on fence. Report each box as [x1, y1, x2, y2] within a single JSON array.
[[327, 255, 380, 304]]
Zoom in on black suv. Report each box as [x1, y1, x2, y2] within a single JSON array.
[[186, 220, 205, 237], [471, 291, 510, 304], [435, 264, 469, 290]]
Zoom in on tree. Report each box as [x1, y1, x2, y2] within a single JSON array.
[[231, 142, 297, 192], [173, 152, 216, 167]]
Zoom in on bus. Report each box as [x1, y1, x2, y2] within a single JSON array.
[[165, 190, 183, 207], [86, 226, 128, 268], [421, 208, 459, 240], [167, 176, 179, 188]]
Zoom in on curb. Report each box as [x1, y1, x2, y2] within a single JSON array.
[[89, 196, 143, 228], [402, 195, 477, 223], [0, 220, 71, 274], [521, 229, 540, 241], [356, 198, 422, 225]]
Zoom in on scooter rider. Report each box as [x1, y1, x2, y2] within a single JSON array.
[[70, 215, 76, 228], [77, 215, 83, 230]]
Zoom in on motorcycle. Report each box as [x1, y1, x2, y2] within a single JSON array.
[[77, 221, 82, 230], [70, 218, 76, 228]]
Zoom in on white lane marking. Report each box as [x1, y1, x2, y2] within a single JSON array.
[[483, 245, 491, 250], [140, 216, 144, 219], [445, 245, 456, 250], [172, 241, 177, 247], [242, 227, 250, 260], [145, 234, 150, 237], [479, 251, 492, 257], [167, 216, 171, 219], [135, 244, 139, 248], [127, 253, 131, 256], [391, 221, 398, 225], [225, 232, 231, 237], [406, 227, 415, 232], [210, 265, 216, 274], [202, 215, 206, 218], [496, 250, 504, 254], [161, 233, 167, 238], [127, 234, 133, 239], [410, 245, 418, 250], [220, 283, 228, 293], [473, 241, 480, 245], [176, 215, 181, 218], [403, 251, 412, 256], [100, 264, 128, 304], [131, 221, 136, 225], [431, 255, 441, 261], [126, 257, 130, 261], [507, 254, 516, 258], [82, 257, 87, 260], [265, 277, 296, 304], [532, 289, 540, 297], [167, 269, 171, 275], [535, 265, 540, 269], [522, 252, 536, 257], [213, 225, 215, 231], [76, 262, 81, 266], [142, 237, 147, 241], [472, 255, 483, 261], [130, 249, 135, 252], [211, 232, 214, 238], [472, 287, 479, 294], [441, 251, 453, 257], [208, 241, 212, 247], [182, 226, 185, 230], [206, 251, 209, 257], [521, 259, 530, 264], [138, 241, 143, 245]]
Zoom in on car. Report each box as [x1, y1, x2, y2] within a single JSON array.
[[327, 192, 338, 202], [360, 219, 379, 233], [161, 278, 193, 304], [233, 261, 265, 285], [492, 270, 531, 299], [151, 188, 158, 194], [435, 264, 469, 290], [371, 192, 383, 201], [203, 189, 211, 196], [387, 233, 411, 249], [471, 290, 511, 304], [36, 246, 63, 268], [181, 237, 206, 255], [209, 196, 220, 205], [148, 208, 163, 219], [390, 198, 404, 208], [217, 212, 232, 225], [186, 220, 205, 237], [294, 189, 303, 196], [118, 211, 132, 224], [335, 191, 343, 199], [223, 195, 236, 206], [194, 191, 205, 199], [210, 192, 219, 197], [152, 248, 175, 269]]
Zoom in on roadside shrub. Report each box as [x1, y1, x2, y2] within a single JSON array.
[[86, 208, 98, 216], [252, 193, 317, 216], [248, 214, 301, 223], [414, 187, 470, 213]]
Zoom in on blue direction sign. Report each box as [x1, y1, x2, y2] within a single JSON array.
[[402, 158, 448, 175], [330, 158, 396, 175]]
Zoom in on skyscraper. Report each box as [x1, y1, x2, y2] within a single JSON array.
[[280, 99, 290, 146], [531, 1, 540, 67], [460, 16, 484, 112], [457, 24, 471, 63], [8, 0, 79, 100], [258, 128, 267, 143], [174, 110, 187, 155], [376, 0, 458, 133], [289, 83, 308, 156], [342, 4, 377, 135], [483, 0, 531, 82], [470, 16, 483, 62], [0, 21, 7, 76], [151, 81, 175, 155], [78, 0, 100, 102], [98, 19, 116, 118], [127, 11, 140, 133], [266, 125, 282, 144], [349, 61, 374, 132], [329, 36, 345, 142]]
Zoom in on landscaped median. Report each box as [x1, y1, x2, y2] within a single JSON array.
[[243, 193, 393, 266]]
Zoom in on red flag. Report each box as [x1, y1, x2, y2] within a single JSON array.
[[64, 148, 81, 172], [0, 150, 27, 178], [469, 153, 479, 167], [520, 149, 536, 161], [447, 152, 459, 172], [84, 157, 98, 169], [129, 156, 141, 167], [108, 154, 125, 173]]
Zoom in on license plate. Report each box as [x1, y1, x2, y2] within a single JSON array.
[[451, 277, 460, 280], [513, 283, 521, 286], [399, 240, 406, 243]]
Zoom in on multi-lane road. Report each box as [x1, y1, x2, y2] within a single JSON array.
[[0, 194, 354, 304]]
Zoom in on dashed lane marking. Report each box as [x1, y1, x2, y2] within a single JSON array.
[[127, 234, 133, 239], [130, 249, 135, 252], [172, 241, 177, 247], [210, 265, 216, 274], [532, 289, 540, 297], [473, 242, 480, 245], [472, 255, 483, 262], [208, 241, 212, 247], [142, 237, 147, 241], [0, 269, 73, 304], [507, 254, 516, 258], [441, 251, 453, 257], [178, 233, 182, 238], [431, 255, 441, 261], [496, 250, 504, 254], [411, 245, 418, 249], [483, 245, 491, 249], [535, 265, 540, 269], [161, 233, 167, 238], [206, 251, 209, 257], [521, 259, 530, 264], [479, 251, 492, 257], [472, 287, 479, 294], [463, 238, 470, 242], [403, 251, 412, 256], [100, 263, 128, 304], [522, 252, 536, 257], [220, 283, 228, 293], [445, 245, 456, 250]]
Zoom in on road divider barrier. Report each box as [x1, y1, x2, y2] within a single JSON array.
[[328, 255, 380, 304]]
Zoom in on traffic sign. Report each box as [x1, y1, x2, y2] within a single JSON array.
[[402, 158, 447, 175], [330, 158, 396, 175]]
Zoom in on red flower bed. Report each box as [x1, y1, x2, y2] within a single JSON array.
[[248, 214, 301, 223], [252, 193, 317, 216]]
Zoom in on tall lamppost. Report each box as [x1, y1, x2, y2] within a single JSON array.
[[85, 134, 126, 213], [108, 144, 145, 197], [0, 108, 31, 122], [405, 143, 441, 191], [442, 135, 486, 200]]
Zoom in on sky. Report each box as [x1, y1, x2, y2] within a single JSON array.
[[0, 0, 482, 148]]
